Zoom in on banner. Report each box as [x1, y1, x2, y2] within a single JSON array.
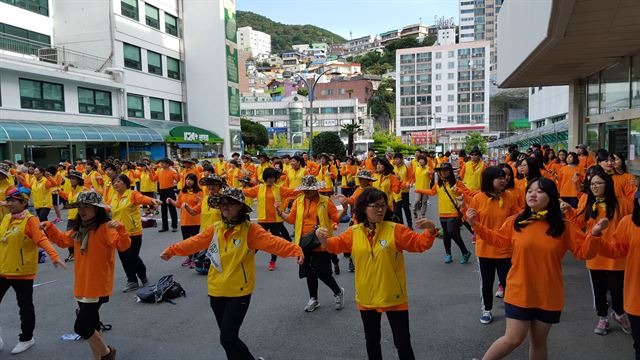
[[224, 0, 240, 129]]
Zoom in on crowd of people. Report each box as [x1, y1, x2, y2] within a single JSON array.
[[0, 143, 638, 359]]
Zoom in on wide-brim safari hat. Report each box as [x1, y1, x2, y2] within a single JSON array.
[[356, 170, 376, 181], [66, 171, 84, 180], [296, 175, 325, 191], [0, 163, 11, 177], [434, 162, 455, 171], [208, 188, 253, 214], [199, 174, 228, 187], [66, 191, 110, 209]]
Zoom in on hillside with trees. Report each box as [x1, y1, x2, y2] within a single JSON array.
[[237, 11, 346, 54]]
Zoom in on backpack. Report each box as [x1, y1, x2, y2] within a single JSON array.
[[135, 275, 186, 304], [141, 217, 157, 228], [193, 250, 210, 275]]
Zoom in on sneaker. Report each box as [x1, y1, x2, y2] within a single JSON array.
[[158, 228, 169, 233], [471, 235, 477, 244], [335, 288, 345, 310], [101, 346, 116, 360], [121, 281, 139, 293], [495, 285, 505, 298], [188, 261, 196, 269], [460, 252, 471, 264], [348, 258, 355, 272], [171, 228, 178, 232], [11, 338, 35, 354], [53, 217, 62, 224], [181, 257, 192, 267], [268, 261, 276, 271], [594, 317, 611, 335], [304, 298, 319, 312], [444, 254, 453, 263], [614, 313, 632, 334], [64, 253, 74, 263], [334, 264, 340, 275], [480, 310, 493, 324]]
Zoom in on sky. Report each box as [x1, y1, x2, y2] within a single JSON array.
[[236, 0, 459, 40]]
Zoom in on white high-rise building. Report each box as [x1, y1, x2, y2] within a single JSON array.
[[237, 26, 271, 61], [459, 0, 503, 68], [396, 41, 491, 151], [0, 0, 238, 162]]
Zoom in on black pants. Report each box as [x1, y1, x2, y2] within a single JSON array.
[[440, 217, 469, 255], [0, 278, 35, 342], [307, 272, 341, 299], [67, 219, 78, 256], [181, 225, 201, 257], [341, 187, 355, 198], [118, 234, 147, 283], [75, 297, 109, 340], [561, 196, 579, 209], [258, 222, 291, 262], [360, 310, 415, 360], [36, 207, 51, 222], [589, 269, 624, 317], [478, 257, 511, 311], [209, 295, 255, 360], [629, 314, 640, 360], [159, 188, 178, 230], [393, 192, 413, 228]]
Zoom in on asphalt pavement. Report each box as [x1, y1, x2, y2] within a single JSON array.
[[0, 192, 635, 359]]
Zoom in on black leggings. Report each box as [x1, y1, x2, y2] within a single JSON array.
[[159, 188, 178, 230], [478, 257, 511, 311], [181, 225, 201, 258], [209, 294, 255, 360], [118, 234, 147, 283], [36, 207, 51, 222], [629, 314, 640, 360], [75, 297, 109, 340], [258, 222, 291, 262], [589, 269, 624, 317], [393, 192, 413, 228], [360, 310, 415, 360], [0, 278, 35, 342], [307, 273, 341, 299], [440, 217, 469, 255]]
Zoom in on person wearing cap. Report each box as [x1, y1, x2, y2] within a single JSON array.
[[278, 175, 346, 312], [412, 155, 433, 220], [459, 147, 487, 191], [161, 188, 303, 359], [110, 174, 162, 292], [392, 153, 413, 230], [195, 174, 227, 230], [255, 154, 272, 184], [167, 173, 203, 268], [0, 186, 63, 355], [416, 162, 472, 264], [214, 154, 228, 177], [316, 154, 338, 196], [57, 171, 86, 262], [237, 176, 255, 208], [156, 158, 180, 233], [339, 157, 359, 199], [42, 191, 129, 360], [316, 188, 437, 360], [19, 166, 57, 222], [241, 155, 256, 183], [373, 157, 403, 212], [243, 168, 298, 271]]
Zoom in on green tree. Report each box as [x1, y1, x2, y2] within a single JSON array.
[[311, 132, 346, 159], [267, 133, 289, 149], [240, 118, 269, 149], [464, 132, 487, 154], [297, 88, 309, 96], [369, 77, 396, 130], [341, 122, 362, 156]]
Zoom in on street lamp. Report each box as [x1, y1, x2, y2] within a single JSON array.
[[427, 113, 445, 150], [294, 67, 339, 155]]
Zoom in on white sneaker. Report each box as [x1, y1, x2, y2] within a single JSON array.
[[304, 298, 319, 312], [335, 287, 345, 310], [11, 338, 35, 354]]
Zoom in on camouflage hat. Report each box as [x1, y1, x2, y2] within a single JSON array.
[[296, 175, 325, 191], [208, 187, 252, 214], [66, 170, 84, 180], [66, 191, 110, 209], [199, 173, 228, 187], [356, 170, 376, 181], [238, 176, 252, 184], [0, 163, 10, 177]]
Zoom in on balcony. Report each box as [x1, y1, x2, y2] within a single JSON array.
[[0, 33, 111, 72]]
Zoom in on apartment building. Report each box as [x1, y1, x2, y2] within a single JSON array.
[[237, 26, 271, 61], [459, 0, 503, 69]]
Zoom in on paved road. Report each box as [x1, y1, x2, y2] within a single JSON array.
[[0, 193, 635, 359]]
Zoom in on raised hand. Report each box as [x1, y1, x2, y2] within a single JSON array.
[[415, 218, 436, 233], [466, 208, 479, 227], [559, 199, 571, 213], [591, 217, 609, 236]]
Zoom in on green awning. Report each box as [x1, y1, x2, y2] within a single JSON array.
[[122, 119, 223, 143], [0, 120, 164, 142]]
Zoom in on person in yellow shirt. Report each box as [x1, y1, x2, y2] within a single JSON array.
[[138, 163, 158, 216], [392, 153, 413, 229], [21, 166, 57, 222], [255, 154, 272, 184], [0, 163, 16, 220], [214, 153, 228, 178], [283, 156, 307, 210], [412, 155, 432, 219], [458, 147, 486, 191]]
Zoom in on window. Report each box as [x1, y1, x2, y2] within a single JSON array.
[[472, 103, 484, 112], [435, 106, 441, 113], [458, 104, 469, 113], [400, 86, 415, 95], [447, 73, 455, 80], [447, 105, 454, 112], [417, 85, 431, 94], [339, 106, 354, 113], [435, 85, 442, 91], [447, 94, 454, 101], [147, 50, 162, 75], [0, 23, 50, 55], [447, 84, 454, 91], [149, 97, 164, 119], [472, 92, 484, 102], [321, 107, 339, 114], [448, 62, 455, 69], [400, 76, 415, 85], [401, 97, 415, 106], [121, 0, 138, 20], [127, 94, 144, 118], [435, 63, 442, 70], [167, 57, 180, 79], [448, 51, 455, 58], [632, 56, 640, 108], [78, 87, 112, 115], [458, 93, 470, 102], [145, 4, 160, 29], [587, 73, 600, 115], [472, 81, 484, 91], [123, 43, 141, 70], [435, 74, 441, 81], [19, 78, 64, 111], [169, 101, 182, 121], [435, 52, 442, 59], [459, 82, 470, 91], [435, 95, 441, 102], [400, 118, 415, 127], [600, 60, 630, 113], [165, 13, 178, 36], [274, 108, 288, 115], [1, 0, 49, 16]]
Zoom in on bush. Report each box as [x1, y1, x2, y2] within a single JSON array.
[[311, 132, 346, 159]]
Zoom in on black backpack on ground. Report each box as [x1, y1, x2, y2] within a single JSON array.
[[136, 275, 186, 304]]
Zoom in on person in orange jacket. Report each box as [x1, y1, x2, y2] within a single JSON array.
[[161, 188, 303, 359], [467, 177, 607, 360], [316, 188, 437, 360], [167, 173, 203, 268], [42, 191, 130, 360]]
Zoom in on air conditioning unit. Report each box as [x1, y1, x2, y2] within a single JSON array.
[[38, 48, 58, 64]]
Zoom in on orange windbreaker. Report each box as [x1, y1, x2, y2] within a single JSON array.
[[467, 191, 520, 258], [556, 165, 582, 198], [174, 190, 203, 226], [157, 168, 180, 190]]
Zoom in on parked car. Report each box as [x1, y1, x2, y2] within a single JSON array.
[[273, 149, 304, 158]]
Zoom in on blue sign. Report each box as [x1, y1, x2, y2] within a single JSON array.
[[267, 127, 288, 134]]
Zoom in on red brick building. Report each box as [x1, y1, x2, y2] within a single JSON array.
[[313, 79, 374, 104]]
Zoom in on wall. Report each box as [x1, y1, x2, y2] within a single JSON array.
[[52, 0, 111, 58], [314, 79, 373, 103], [528, 85, 569, 122], [0, 2, 53, 37]]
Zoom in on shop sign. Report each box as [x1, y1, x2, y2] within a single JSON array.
[[184, 132, 209, 142]]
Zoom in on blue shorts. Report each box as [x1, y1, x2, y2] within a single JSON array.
[[505, 303, 561, 324]]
